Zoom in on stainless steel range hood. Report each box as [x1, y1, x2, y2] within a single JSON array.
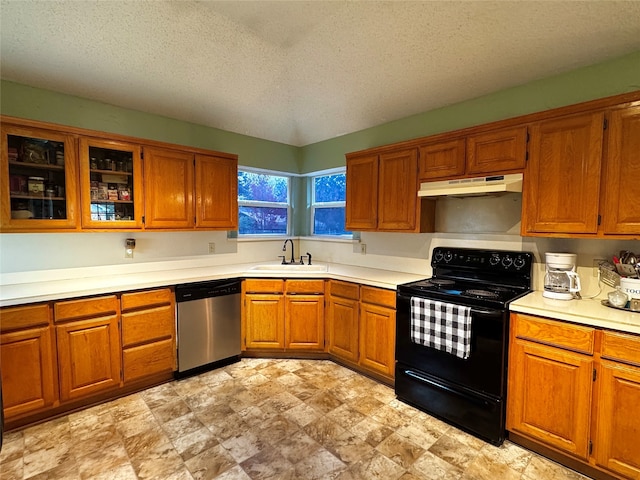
[[418, 173, 523, 197]]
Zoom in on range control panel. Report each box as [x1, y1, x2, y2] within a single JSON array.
[[431, 247, 533, 273]]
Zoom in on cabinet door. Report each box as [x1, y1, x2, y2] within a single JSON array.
[[466, 126, 527, 175], [1, 326, 57, 419], [285, 295, 324, 351], [1, 123, 79, 230], [56, 315, 122, 401], [244, 294, 285, 349], [327, 295, 359, 362], [345, 154, 378, 231], [143, 147, 194, 229], [195, 154, 238, 229], [79, 137, 143, 228], [378, 148, 418, 231], [507, 339, 593, 459], [523, 112, 604, 234], [418, 138, 465, 181], [602, 106, 640, 235], [594, 361, 640, 478], [359, 302, 395, 378]]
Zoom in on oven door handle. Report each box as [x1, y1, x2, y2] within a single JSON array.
[[403, 369, 499, 404], [468, 306, 503, 317]]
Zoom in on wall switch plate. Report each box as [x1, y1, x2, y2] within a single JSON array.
[[360, 243, 366, 255], [208, 242, 216, 254]]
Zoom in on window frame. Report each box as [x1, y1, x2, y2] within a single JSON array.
[[310, 167, 350, 237], [237, 167, 292, 237]]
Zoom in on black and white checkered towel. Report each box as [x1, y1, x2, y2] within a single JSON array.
[[410, 297, 472, 359]]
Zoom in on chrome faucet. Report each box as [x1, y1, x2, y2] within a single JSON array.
[[282, 238, 295, 264]]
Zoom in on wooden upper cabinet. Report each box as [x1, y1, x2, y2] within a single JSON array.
[[345, 154, 378, 231], [79, 137, 143, 229], [601, 105, 640, 235], [195, 154, 238, 229], [418, 138, 465, 181], [1, 123, 79, 231], [378, 148, 418, 231], [143, 147, 194, 229], [466, 126, 527, 175], [522, 112, 604, 235]]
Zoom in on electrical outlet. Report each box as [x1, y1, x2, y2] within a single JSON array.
[[208, 242, 216, 254], [593, 258, 605, 277], [360, 243, 366, 255]]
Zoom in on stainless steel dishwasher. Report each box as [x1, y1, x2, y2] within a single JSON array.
[[175, 279, 241, 377]]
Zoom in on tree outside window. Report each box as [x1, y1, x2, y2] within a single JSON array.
[[238, 170, 290, 235], [312, 171, 350, 236]]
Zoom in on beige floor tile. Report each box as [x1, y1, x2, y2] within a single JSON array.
[[376, 432, 425, 469], [185, 444, 237, 480], [3, 358, 589, 480]]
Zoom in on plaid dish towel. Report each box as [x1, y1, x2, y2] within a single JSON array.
[[410, 297, 472, 359]]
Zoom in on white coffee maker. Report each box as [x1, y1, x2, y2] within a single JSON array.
[[543, 253, 581, 300]]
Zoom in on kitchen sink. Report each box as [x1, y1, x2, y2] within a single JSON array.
[[249, 264, 327, 273]]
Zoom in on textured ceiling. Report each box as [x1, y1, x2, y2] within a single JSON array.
[[1, 1, 640, 147]]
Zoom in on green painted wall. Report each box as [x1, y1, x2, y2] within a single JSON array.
[[0, 80, 301, 173], [300, 50, 640, 173]]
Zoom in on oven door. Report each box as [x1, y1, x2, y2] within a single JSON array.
[[395, 292, 508, 397]]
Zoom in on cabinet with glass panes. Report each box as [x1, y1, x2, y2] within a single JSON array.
[[1, 123, 79, 230], [79, 138, 143, 228]]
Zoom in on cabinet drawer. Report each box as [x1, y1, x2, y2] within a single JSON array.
[[123, 338, 175, 382], [1, 303, 50, 332], [122, 305, 174, 347], [54, 295, 118, 322], [329, 280, 359, 300], [244, 279, 284, 293], [286, 279, 325, 294], [601, 331, 640, 367], [121, 288, 173, 311], [513, 314, 595, 355], [360, 286, 396, 309]]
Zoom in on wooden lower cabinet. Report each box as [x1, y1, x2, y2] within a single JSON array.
[[243, 279, 324, 352], [507, 337, 594, 458], [358, 286, 396, 379], [121, 288, 176, 383], [244, 293, 286, 349], [508, 313, 640, 480], [285, 295, 324, 351], [327, 281, 360, 362], [0, 304, 57, 420], [55, 295, 122, 402]]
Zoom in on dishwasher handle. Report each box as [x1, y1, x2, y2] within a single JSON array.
[[175, 279, 241, 302]]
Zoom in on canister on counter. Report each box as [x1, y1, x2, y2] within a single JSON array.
[[28, 176, 45, 196]]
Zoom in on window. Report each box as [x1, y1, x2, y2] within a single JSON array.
[[238, 169, 290, 235], [311, 171, 350, 236]]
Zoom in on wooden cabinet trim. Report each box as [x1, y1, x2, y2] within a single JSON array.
[[360, 286, 396, 309], [343, 90, 640, 159], [121, 288, 173, 311], [513, 313, 595, 355], [1, 303, 50, 332], [329, 280, 359, 300], [601, 331, 640, 367], [244, 279, 285, 294], [285, 279, 325, 294], [54, 295, 119, 323]]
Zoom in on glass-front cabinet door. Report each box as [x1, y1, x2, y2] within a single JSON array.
[[1, 123, 79, 230], [79, 137, 143, 228]]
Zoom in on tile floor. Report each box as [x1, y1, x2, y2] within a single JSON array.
[[0, 358, 590, 480]]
